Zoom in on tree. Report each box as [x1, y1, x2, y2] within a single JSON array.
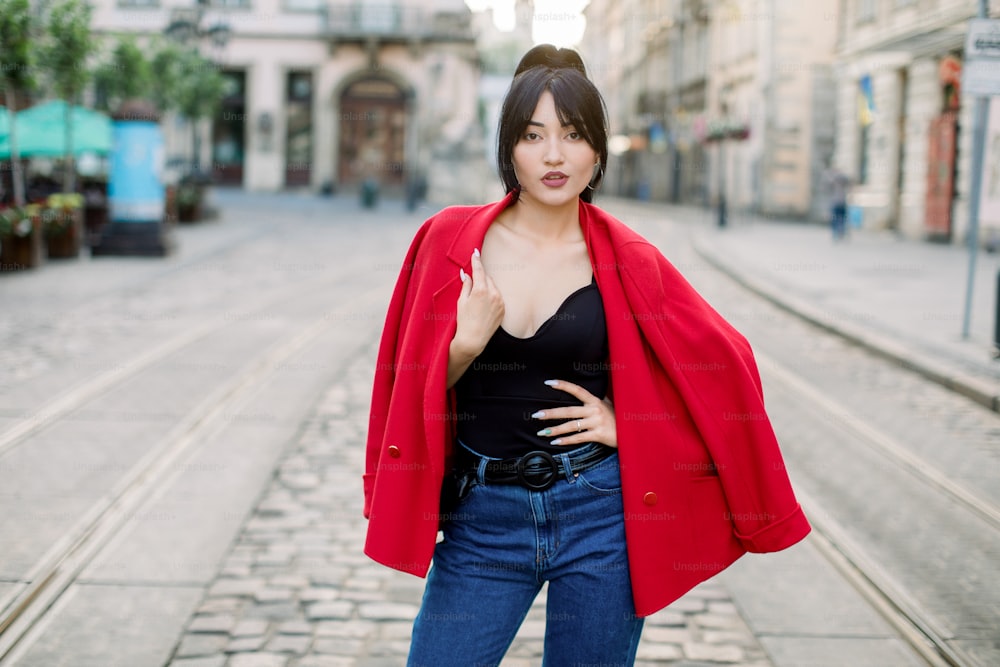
[[94, 35, 153, 114], [0, 0, 36, 206], [151, 42, 225, 176], [38, 0, 96, 193]]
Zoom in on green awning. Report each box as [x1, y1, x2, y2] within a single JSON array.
[[0, 100, 113, 158]]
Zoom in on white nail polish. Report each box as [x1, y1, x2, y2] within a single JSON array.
[[473, 248, 481, 257], [460, 268, 468, 282]]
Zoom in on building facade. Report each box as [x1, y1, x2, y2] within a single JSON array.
[[582, 0, 712, 204], [836, 0, 1000, 243], [90, 0, 487, 202], [704, 0, 839, 220], [583, 0, 838, 217]]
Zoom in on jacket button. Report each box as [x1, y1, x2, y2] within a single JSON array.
[[643, 492, 658, 506], [387, 445, 401, 458]]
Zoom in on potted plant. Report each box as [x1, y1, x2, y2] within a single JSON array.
[[0, 203, 44, 270], [175, 174, 204, 223], [41, 192, 84, 258]]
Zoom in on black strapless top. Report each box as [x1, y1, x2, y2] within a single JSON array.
[[454, 277, 610, 458]]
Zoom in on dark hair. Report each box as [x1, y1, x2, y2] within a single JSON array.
[[498, 45, 608, 204]]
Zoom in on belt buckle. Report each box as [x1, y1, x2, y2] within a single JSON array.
[[516, 450, 558, 491]]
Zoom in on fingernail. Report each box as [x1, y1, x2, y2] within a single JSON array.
[[530, 410, 545, 419], [551, 438, 562, 445], [544, 379, 558, 386], [460, 268, 468, 282], [473, 248, 480, 257], [537, 428, 552, 436]]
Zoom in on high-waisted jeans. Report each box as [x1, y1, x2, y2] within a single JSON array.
[[408, 446, 644, 667]]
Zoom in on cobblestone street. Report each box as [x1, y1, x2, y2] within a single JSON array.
[[168, 336, 773, 667], [3, 192, 997, 667]]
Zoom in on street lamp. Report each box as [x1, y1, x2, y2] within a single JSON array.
[[165, 9, 232, 49], [717, 99, 728, 228]]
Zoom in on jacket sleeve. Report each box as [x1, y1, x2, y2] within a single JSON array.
[[622, 241, 810, 552], [363, 221, 432, 518]]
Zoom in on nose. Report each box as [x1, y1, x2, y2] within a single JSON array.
[[543, 137, 564, 165]]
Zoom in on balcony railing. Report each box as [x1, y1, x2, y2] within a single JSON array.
[[324, 2, 473, 42]]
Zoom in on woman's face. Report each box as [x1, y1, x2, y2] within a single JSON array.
[[511, 90, 598, 210]]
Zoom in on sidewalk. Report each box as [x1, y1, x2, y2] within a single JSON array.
[[684, 208, 1000, 412]]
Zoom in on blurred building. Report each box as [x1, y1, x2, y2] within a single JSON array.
[[707, 0, 839, 220], [90, 0, 487, 203], [582, 0, 839, 218], [835, 0, 999, 243], [582, 0, 706, 203]]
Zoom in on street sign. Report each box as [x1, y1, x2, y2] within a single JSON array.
[[964, 18, 1000, 96], [966, 18, 1000, 59]]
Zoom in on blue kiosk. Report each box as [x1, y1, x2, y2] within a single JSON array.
[[92, 100, 173, 256]]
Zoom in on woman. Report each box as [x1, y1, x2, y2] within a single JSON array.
[[364, 45, 810, 666]]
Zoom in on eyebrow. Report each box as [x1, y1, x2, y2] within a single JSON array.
[[526, 120, 572, 128]]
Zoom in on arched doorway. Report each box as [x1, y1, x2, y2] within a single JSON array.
[[338, 76, 408, 189]]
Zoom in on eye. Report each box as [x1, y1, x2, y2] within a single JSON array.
[[523, 131, 540, 141], [566, 131, 582, 140]]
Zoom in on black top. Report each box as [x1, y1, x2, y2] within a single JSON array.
[[455, 277, 610, 458]]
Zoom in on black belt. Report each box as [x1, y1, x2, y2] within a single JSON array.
[[455, 441, 616, 492]]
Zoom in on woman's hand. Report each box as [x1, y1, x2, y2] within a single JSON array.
[[446, 249, 505, 388], [453, 249, 505, 357], [531, 379, 618, 448]]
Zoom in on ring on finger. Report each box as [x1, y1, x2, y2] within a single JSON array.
[[576, 420, 583, 432]]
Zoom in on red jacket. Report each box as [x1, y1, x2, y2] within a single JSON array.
[[364, 194, 810, 617]]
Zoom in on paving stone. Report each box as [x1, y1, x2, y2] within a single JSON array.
[[300, 587, 340, 602], [708, 600, 739, 615], [703, 629, 753, 645], [243, 601, 300, 620], [684, 642, 744, 662], [636, 642, 685, 660], [225, 635, 267, 653], [231, 618, 270, 637], [669, 595, 707, 613], [195, 598, 242, 615], [314, 620, 377, 639], [312, 638, 366, 655], [266, 633, 312, 654], [644, 609, 687, 627], [187, 615, 236, 634], [207, 578, 267, 598], [276, 619, 313, 635], [298, 657, 356, 667], [170, 658, 227, 667], [376, 621, 414, 641], [356, 601, 418, 620], [228, 654, 289, 667], [253, 587, 295, 603], [694, 612, 744, 629], [305, 601, 355, 620], [641, 625, 693, 644], [173, 633, 228, 658]]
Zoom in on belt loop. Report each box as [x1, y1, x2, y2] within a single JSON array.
[[559, 451, 574, 482], [476, 456, 489, 485]]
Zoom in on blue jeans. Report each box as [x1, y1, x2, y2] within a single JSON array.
[[408, 447, 643, 667]]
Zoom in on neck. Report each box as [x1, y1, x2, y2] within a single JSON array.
[[505, 194, 582, 243]]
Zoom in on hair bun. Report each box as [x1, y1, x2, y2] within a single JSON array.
[[514, 44, 587, 78]]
